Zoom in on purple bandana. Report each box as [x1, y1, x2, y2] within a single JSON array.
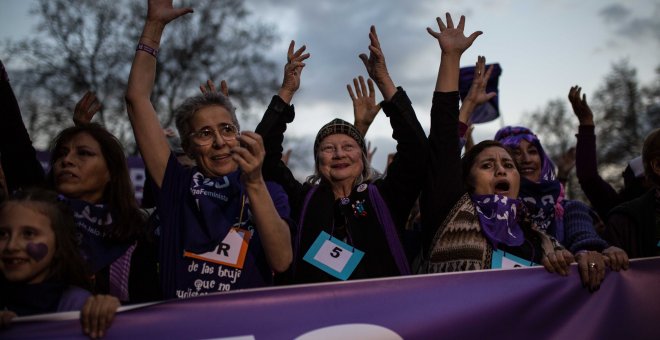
[[471, 194, 524, 249], [184, 169, 244, 253], [519, 177, 565, 239], [67, 199, 130, 273]]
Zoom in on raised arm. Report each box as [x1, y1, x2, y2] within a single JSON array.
[[125, 0, 193, 187], [568, 85, 618, 217], [422, 13, 481, 252], [0, 60, 45, 192], [359, 26, 396, 101], [256, 41, 309, 203], [278, 41, 309, 104], [356, 25, 429, 231]]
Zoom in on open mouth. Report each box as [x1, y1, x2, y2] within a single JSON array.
[[331, 163, 350, 169], [494, 180, 510, 194]]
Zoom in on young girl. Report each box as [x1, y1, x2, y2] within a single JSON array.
[[0, 188, 118, 338]]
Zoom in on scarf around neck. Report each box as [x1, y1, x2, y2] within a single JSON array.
[[184, 169, 245, 253], [471, 194, 524, 249], [66, 199, 130, 273], [518, 177, 565, 238]]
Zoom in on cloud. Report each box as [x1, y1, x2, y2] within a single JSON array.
[[599, 4, 631, 22], [599, 3, 660, 42]]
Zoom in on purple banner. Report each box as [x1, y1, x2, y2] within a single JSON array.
[[4, 257, 660, 339]]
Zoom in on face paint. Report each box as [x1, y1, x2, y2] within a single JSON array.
[[26, 242, 49, 262]]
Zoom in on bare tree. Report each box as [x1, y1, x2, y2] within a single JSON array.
[[3, 0, 279, 151], [526, 99, 574, 159], [592, 60, 646, 169], [640, 65, 660, 131], [527, 60, 659, 197], [4, 0, 132, 145], [526, 99, 581, 198]]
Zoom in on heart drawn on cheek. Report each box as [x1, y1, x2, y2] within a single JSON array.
[[26, 242, 49, 262]]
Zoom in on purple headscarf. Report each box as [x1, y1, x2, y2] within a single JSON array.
[[494, 126, 556, 181], [493, 126, 565, 235]]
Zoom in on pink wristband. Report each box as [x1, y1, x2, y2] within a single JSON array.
[[136, 43, 158, 58]]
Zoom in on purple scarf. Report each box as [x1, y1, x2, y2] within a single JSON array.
[[67, 199, 130, 273], [471, 194, 524, 249], [519, 177, 565, 239], [183, 169, 244, 253]]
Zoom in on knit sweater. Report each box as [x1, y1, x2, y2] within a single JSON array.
[[605, 189, 660, 258]]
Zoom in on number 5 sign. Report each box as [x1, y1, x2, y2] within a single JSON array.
[[303, 231, 365, 280]]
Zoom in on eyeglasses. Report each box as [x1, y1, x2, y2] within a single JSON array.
[[189, 123, 239, 146], [319, 143, 358, 154]]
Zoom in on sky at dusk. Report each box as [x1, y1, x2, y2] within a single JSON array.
[[1, 0, 659, 172]]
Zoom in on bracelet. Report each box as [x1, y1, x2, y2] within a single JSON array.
[[136, 43, 158, 58]]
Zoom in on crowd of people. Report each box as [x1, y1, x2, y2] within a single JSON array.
[[1, 0, 658, 337]]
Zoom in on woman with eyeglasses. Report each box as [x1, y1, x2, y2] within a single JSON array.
[[125, 0, 292, 299]]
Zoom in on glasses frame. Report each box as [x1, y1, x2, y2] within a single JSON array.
[[189, 123, 240, 146]]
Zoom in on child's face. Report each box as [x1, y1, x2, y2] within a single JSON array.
[[0, 202, 56, 284]]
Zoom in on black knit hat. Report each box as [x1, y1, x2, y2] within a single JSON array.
[[313, 118, 366, 159]]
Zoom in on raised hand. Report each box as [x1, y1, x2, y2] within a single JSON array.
[[278, 40, 310, 104], [147, 0, 193, 26], [348, 76, 381, 136], [427, 13, 482, 56], [233, 131, 266, 185], [200, 79, 229, 97], [568, 85, 594, 126], [364, 140, 378, 164], [466, 56, 496, 106], [358, 26, 389, 85], [80, 295, 120, 339], [73, 91, 102, 126], [359, 26, 396, 100], [459, 56, 496, 124]]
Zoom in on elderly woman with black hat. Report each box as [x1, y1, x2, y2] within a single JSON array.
[[256, 26, 428, 283]]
